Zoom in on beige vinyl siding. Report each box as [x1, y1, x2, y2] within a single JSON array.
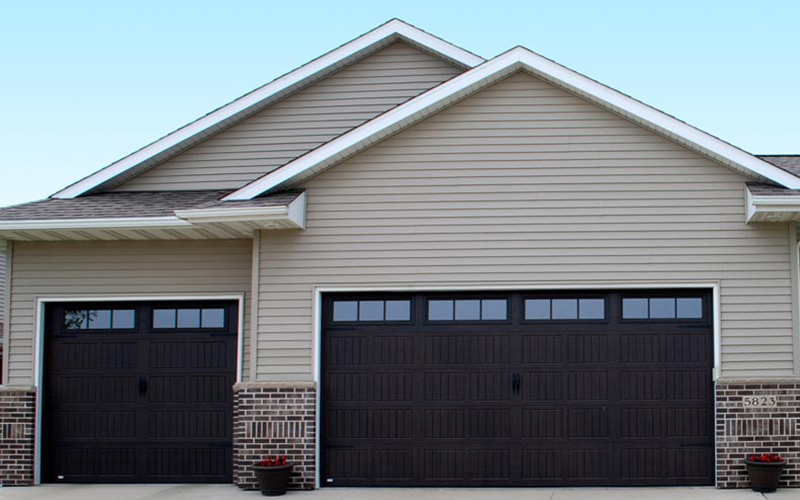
[[5, 239, 252, 386], [117, 42, 463, 191], [257, 71, 794, 380]]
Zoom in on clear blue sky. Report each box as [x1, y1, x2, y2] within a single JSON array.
[[1, 1, 798, 206]]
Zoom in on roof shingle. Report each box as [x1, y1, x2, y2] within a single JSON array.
[[0, 190, 303, 221]]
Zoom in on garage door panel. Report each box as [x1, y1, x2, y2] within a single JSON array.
[[423, 449, 465, 480], [566, 408, 609, 438], [469, 372, 511, 401], [469, 449, 511, 480], [374, 336, 414, 364], [619, 370, 662, 400], [424, 409, 467, 439], [372, 409, 414, 439], [620, 408, 662, 438], [522, 408, 564, 438], [425, 335, 467, 365], [100, 342, 138, 369], [322, 291, 714, 487], [566, 371, 609, 400], [424, 372, 466, 401], [566, 334, 609, 364], [522, 334, 563, 364], [521, 449, 564, 480], [521, 371, 563, 401]]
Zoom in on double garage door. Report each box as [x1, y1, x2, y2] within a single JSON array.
[[43, 301, 237, 483], [322, 291, 714, 487]]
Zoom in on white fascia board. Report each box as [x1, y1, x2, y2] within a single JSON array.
[[225, 46, 800, 201], [50, 20, 483, 199], [0, 216, 191, 231]]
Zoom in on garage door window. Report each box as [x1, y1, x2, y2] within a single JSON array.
[[622, 297, 703, 320], [428, 299, 508, 321], [524, 298, 605, 320], [333, 300, 412, 322], [64, 309, 136, 330], [153, 307, 226, 329]]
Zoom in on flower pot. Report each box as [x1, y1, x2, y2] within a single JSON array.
[[254, 464, 293, 496], [745, 459, 786, 493]]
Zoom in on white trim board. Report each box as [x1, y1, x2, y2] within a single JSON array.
[[311, 281, 722, 488], [51, 20, 484, 199], [30, 294, 246, 484], [225, 47, 800, 200]]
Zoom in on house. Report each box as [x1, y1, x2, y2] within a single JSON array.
[[1, 19, 800, 490]]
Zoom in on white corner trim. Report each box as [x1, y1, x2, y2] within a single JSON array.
[[226, 46, 800, 200], [0, 216, 191, 231], [50, 20, 483, 199]]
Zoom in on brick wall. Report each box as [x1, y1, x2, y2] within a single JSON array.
[[233, 382, 316, 490], [0, 387, 35, 486], [717, 379, 800, 488]]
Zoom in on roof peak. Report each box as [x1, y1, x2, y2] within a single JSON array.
[[51, 20, 484, 199]]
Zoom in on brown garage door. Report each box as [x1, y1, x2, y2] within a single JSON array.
[[322, 291, 714, 487], [42, 301, 237, 483]]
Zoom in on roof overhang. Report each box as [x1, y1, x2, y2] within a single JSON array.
[[223, 47, 800, 200], [50, 20, 483, 199], [0, 193, 306, 241], [746, 188, 800, 222]]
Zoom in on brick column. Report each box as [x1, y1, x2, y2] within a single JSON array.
[[233, 382, 316, 490], [0, 387, 36, 486], [716, 379, 800, 488]]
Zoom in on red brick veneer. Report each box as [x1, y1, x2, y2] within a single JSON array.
[[716, 379, 800, 488], [0, 387, 35, 486], [233, 382, 316, 490]]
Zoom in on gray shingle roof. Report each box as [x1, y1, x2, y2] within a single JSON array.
[[758, 155, 800, 178], [747, 182, 800, 196], [0, 190, 303, 221]]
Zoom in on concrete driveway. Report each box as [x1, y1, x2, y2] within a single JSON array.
[[0, 485, 798, 500]]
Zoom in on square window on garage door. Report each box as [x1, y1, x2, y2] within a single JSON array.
[[64, 309, 136, 330], [152, 307, 226, 329], [524, 298, 605, 320], [427, 299, 508, 321], [332, 300, 412, 322], [622, 297, 703, 320]]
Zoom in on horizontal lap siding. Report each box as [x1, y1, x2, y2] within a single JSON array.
[[117, 43, 463, 191], [6, 239, 252, 386], [257, 71, 794, 380]]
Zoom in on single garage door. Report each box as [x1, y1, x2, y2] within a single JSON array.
[[43, 301, 238, 483], [322, 291, 714, 487]]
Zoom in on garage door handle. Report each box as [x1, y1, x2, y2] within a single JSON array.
[[138, 376, 148, 397], [511, 372, 521, 393]]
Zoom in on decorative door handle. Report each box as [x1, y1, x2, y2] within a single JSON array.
[[138, 376, 148, 397]]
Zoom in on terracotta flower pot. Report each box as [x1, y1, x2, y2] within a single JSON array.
[[745, 459, 786, 493], [254, 464, 294, 496]]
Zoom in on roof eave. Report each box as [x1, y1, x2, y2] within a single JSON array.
[[746, 187, 800, 222]]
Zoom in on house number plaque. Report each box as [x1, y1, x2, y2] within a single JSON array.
[[742, 395, 778, 408]]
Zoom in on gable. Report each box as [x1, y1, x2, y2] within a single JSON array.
[[114, 42, 464, 191], [301, 71, 752, 203]]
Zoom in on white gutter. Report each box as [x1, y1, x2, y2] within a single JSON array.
[[746, 187, 800, 222], [0, 216, 191, 231]]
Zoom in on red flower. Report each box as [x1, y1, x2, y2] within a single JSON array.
[[750, 453, 784, 463], [258, 455, 289, 467]]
